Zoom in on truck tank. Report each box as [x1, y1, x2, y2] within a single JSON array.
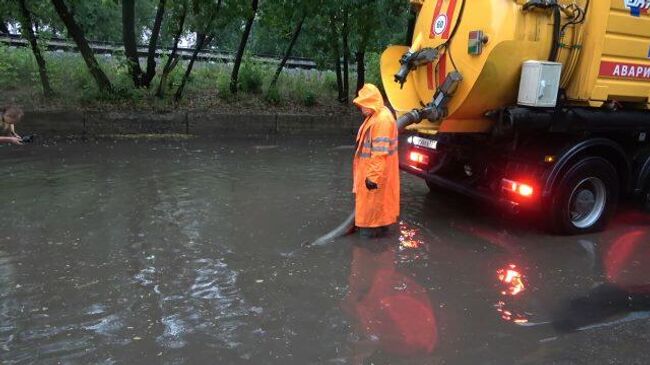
[[381, 0, 650, 134]]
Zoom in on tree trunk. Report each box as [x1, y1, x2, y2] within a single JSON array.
[[143, 0, 166, 87], [122, 0, 144, 87], [230, 0, 259, 94], [335, 59, 343, 102], [269, 15, 305, 90], [51, 0, 112, 93], [173, 0, 221, 102], [156, 1, 187, 98], [330, 16, 343, 103], [341, 9, 350, 104], [355, 29, 369, 95], [18, 0, 54, 97], [355, 51, 365, 95], [174, 33, 212, 102], [406, 9, 417, 45]]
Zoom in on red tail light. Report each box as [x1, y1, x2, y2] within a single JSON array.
[[502, 179, 535, 198], [518, 184, 534, 197], [409, 151, 430, 165]]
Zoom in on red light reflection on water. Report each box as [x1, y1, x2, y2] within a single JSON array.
[[604, 229, 650, 293], [494, 301, 529, 323], [497, 264, 525, 296], [495, 264, 529, 324]]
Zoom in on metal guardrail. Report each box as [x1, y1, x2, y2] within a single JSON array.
[[0, 33, 318, 70]]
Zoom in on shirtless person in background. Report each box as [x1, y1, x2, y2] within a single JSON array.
[[0, 106, 25, 145]]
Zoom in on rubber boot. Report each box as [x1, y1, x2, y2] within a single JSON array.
[[359, 226, 390, 239]]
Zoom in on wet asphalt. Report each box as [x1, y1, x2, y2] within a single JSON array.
[[0, 137, 649, 364]]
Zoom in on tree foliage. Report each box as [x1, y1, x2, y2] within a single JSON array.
[[0, 0, 411, 103]]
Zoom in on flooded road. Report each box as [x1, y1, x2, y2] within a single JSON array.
[[1, 137, 649, 364]]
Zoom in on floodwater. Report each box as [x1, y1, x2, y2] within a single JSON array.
[[1, 137, 649, 364]]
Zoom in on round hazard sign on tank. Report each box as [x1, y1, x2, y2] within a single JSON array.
[[432, 14, 448, 36]]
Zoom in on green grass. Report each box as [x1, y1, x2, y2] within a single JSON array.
[[0, 45, 362, 112]]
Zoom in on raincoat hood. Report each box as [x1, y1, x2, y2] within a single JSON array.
[[353, 84, 385, 113]]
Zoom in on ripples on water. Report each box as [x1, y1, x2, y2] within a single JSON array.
[[0, 252, 17, 354], [0, 139, 357, 364], [133, 256, 249, 350], [0, 141, 276, 363]]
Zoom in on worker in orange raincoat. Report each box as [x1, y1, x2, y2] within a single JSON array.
[[352, 84, 400, 237]]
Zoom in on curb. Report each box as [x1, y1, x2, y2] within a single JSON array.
[[23, 110, 362, 137]]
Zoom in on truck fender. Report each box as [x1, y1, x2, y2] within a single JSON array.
[[542, 138, 630, 198]]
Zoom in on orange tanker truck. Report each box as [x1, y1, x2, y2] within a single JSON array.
[[382, 0, 650, 234]]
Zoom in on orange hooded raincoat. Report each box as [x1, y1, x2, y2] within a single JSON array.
[[352, 84, 400, 228]]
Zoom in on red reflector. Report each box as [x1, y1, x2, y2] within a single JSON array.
[[409, 151, 430, 165], [502, 179, 535, 198]]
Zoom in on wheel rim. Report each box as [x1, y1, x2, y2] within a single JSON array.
[[568, 177, 607, 229]]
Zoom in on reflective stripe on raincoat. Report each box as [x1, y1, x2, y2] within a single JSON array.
[[352, 84, 400, 228]]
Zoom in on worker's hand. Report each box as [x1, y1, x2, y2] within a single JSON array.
[[365, 178, 378, 190], [8, 136, 23, 145]]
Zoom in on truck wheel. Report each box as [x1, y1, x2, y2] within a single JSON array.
[[549, 157, 619, 234]]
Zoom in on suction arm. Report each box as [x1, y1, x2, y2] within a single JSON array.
[[397, 71, 463, 131]]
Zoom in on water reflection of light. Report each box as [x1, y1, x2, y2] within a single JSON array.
[[399, 222, 423, 250], [604, 229, 650, 293], [495, 264, 529, 324], [343, 244, 438, 359], [495, 300, 529, 323], [497, 264, 525, 296]]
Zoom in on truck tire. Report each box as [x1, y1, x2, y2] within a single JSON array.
[[549, 157, 619, 234]]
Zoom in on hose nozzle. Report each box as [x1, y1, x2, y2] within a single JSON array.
[[394, 48, 440, 88]]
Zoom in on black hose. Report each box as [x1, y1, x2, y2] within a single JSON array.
[[308, 212, 355, 247], [445, 0, 466, 71], [548, 6, 561, 61], [447, 0, 466, 44], [560, 1, 589, 35]]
